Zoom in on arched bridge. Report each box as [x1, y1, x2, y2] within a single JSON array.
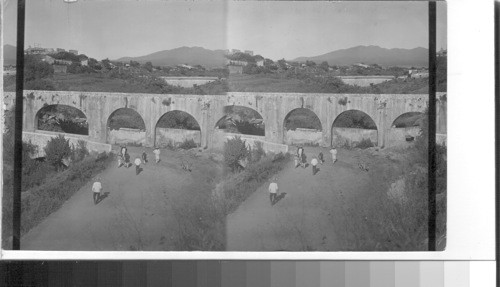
[[4, 90, 446, 149]]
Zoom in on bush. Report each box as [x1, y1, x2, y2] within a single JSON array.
[[249, 141, 265, 163], [72, 140, 89, 162], [356, 138, 374, 149], [223, 136, 249, 172], [2, 152, 113, 248], [44, 135, 72, 170], [178, 139, 198, 150]]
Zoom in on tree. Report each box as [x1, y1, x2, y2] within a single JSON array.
[[306, 60, 317, 67], [223, 136, 249, 172], [101, 58, 112, 69], [24, 55, 54, 81], [44, 135, 73, 170], [130, 60, 140, 68], [319, 61, 329, 72], [143, 61, 153, 72], [277, 59, 288, 70]]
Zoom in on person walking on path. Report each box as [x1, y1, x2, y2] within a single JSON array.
[[268, 177, 279, 206], [153, 147, 161, 163], [142, 150, 148, 164], [329, 147, 337, 164], [124, 152, 131, 168], [311, 157, 319, 175], [92, 178, 102, 205], [301, 151, 307, 168], [134, 157, 142, 175], [318, 152, 324, 165], [117, 154, 123, 168]]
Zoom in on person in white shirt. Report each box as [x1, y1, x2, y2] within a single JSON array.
[[311, 157, 319, 175], [330, 147, 338, 164], [134, 157, 142, 175], [153, 147, 161, 163], [92, 178, 102, 205], [268, 177, 279, 206]]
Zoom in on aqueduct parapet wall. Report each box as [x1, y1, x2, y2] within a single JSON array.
[[3, 90, 447, 148]]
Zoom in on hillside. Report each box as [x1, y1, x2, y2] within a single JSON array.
[[116, 46, 227, 68], [3, 44, 17, 66], [293, 45, 428, 68]]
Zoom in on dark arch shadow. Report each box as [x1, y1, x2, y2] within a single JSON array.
[[283, 108, 322, 145], [215, 105, 265, 136], [331, 109, 378, 148], [106, 108, 146, 145], [154, 110, 202, 147], [35, 104, 89, 135], [391, 112, 425, 128]]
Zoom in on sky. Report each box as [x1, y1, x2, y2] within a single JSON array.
[[3, 0, 447, 61]]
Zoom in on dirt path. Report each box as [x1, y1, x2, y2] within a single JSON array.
[[226, 146, 385, 251], [21, 146, 215, 251]]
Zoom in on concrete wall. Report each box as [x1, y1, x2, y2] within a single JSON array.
[[212, 130, 288, 154], [108, 128, 146, 146], [339, 76, 394, 87], [331, 128, 378, 147], [160, 77, 219, 88], [23, 130, 111, 158], [284, 128, 323, 146], [155, 128, 201, 147], [385, 126, 422, 147], [3, 90, 445, 149]]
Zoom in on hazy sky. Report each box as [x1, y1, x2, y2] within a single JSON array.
[[3, 0, 446, 61]]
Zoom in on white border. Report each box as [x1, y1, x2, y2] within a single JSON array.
[[1, 0, 496, 260]]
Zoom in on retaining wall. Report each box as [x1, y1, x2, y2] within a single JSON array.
[[155, 128, 201, 147], [108, 128, 146, 146], [331, 127, 378, 147], [284, 128, 323, 146], [23, 130, 112, 158]]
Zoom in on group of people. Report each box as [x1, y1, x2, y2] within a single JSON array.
[[93, 146, 164, 205], [117, 146, 163, 175], [268, 146, 338, 206], [293, 146, 337, 176]]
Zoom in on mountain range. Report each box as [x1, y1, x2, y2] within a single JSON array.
[[116, 46, 227, 68], [292, 45, 428, 68], [3, 45, 429, 68]]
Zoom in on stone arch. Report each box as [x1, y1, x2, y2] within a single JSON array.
[[331, 109, 378, 148], [154, 110, 202, 148], [214, 105, 265, 136], [386, 112, 425, 147], [35, 104, 89, 135], [106, 108, 146, 145], [282, 108, 323, 145]]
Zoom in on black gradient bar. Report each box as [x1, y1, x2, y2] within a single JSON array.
[[12, 0, 26, 250], [428, 1, 437, 252], [495, 1, 499, 287]]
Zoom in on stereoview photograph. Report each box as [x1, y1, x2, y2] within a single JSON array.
[[1, 0, 447, 251]]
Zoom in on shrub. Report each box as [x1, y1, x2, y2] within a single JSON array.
[[72, 140, 89, 162], [44, 135, 72, 170], [249, 141, 266, 163], [356, 138, 374, 149], [223, 136, 249, 172], [178, 138, 198, 150], [2, 152, 113, 248]]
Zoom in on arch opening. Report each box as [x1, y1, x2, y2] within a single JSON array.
[[331, 110, 377, 148], [155, 110, 201, 148], [106, 108, 146, 146], [215, 106, 265, 136], [387, 112, 425, 147], [283, 108, 322, 146], [35, 104, 88, 135]]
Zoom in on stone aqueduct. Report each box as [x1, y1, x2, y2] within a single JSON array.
[[4, 90, 447, 149]]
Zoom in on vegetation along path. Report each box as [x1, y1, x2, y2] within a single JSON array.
[[226, 146, 398, 251]]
